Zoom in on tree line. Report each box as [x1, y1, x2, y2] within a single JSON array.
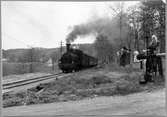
[[93, 0, 165, 65]]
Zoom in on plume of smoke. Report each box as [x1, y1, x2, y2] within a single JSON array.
[[66, 24, 96, 43], [66, 14, 129, 45], [66, 17, 109, 43]]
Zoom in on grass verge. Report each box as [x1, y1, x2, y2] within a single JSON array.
[[3, 66, 165, 108]]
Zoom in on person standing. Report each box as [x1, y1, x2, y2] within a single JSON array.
[[147, 35, 163, 79], [120, 47, 127, 67]]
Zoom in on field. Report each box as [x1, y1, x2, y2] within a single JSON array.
[[3, 63, 165, 108], [3, 62, 60, 76]]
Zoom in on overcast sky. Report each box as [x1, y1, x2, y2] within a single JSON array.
[[2, 1, 139, 50]]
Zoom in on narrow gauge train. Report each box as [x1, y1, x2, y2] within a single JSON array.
[[58, 43, 98, 73]]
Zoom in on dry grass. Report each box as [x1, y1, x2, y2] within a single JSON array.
[[3, 65, 165, 108]]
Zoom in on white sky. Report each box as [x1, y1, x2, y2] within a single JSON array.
[[2, 1, 139, 50]]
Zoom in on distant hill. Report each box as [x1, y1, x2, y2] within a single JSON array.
[[3, 43, 96, 62]]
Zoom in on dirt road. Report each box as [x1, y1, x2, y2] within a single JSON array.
[[3, 88, 165, 117]]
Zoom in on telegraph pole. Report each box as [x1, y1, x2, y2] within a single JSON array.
[[60, 41, 63, 57], [110, 2, 123, 47], [30, 47, 33, 73]]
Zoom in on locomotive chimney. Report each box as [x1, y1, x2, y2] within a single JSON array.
[[66, 41, 71, 52]]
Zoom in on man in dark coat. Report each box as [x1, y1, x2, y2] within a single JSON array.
[[120, 47, 128, 67], [145, 35, 163, 81]]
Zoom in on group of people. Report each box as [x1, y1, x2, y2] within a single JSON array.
[[117, 34, 163, 83]]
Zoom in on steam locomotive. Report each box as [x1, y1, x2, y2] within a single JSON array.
[[58, 43, 98, 73]]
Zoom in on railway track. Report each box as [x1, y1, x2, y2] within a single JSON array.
[[3, 73, 64, 90], [3, 67, 96, 90]]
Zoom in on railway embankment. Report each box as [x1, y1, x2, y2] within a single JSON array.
[[3, 64, 165, 108]]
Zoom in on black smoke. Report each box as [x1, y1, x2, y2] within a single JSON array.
[[66, 14, 129, 46]]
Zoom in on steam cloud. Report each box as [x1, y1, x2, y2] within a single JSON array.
[[66, 15, 127, 44], [66, 18, 110, 43]]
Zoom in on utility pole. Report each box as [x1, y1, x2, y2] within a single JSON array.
[[29, 48, 33, 73], [109, 2, 123, 47], [60, 41, 63, 57]]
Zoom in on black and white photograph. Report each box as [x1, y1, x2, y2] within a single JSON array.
[[1, 0, 166, 116]]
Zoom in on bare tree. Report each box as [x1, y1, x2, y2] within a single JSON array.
[[126, 5, 141, 51], [94, 34, 115, 65], [109, 2, 125, 47]]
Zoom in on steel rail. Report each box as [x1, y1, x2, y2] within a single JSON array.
[[3, 73, 63, 89]]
